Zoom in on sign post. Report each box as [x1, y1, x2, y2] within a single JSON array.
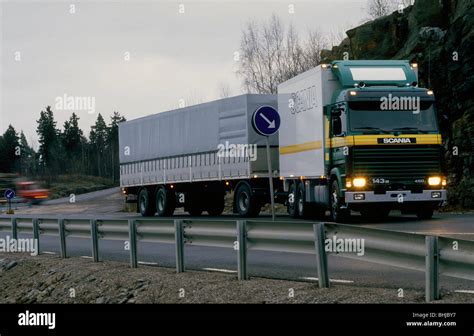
[[251, 106, 281, 221], [4, 188, 15, 214]]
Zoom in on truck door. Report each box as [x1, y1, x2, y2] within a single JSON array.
[[330, 104, 348, 160]]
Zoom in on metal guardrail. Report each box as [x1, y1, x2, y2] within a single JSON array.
[[0, 216, 473, 302]]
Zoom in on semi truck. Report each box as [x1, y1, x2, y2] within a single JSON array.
[[119, 60, 446, 222]]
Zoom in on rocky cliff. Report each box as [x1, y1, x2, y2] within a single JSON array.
[[321, 0, 474, 208]]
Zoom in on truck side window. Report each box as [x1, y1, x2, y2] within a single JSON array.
[[331, 105, 344, 136]]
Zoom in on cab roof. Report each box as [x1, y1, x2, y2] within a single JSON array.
[[330, 60, 418, 88]]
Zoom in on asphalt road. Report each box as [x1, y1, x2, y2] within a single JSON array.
[[0, 187, 473, 299]]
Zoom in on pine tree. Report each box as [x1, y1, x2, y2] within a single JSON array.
[[36, 106, 60, 175], [0, 125, 20, 173], [108, 111, 126, 182], [62, 113, 84, 173], [90, 114, 108, 177]]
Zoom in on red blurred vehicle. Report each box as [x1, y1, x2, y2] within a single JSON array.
[[15, 181, 50, 204]]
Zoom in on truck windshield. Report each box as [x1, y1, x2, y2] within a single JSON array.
[[349, 100, 438, 133]]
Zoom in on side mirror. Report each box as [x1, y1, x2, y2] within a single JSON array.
[[331, 107, 343, 117]]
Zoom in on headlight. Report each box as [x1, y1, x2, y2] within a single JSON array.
[[428, 176, 441, 186], [353, 177, 366, 187]]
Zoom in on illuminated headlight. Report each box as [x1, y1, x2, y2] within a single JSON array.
[[353, 193, 365, 201], [428, 176, 441, 186], [431, 191, 442, 199], [353, 177, 366, 187]]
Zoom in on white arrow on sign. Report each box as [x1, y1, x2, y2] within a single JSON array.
[[259, 112, 276, 128]]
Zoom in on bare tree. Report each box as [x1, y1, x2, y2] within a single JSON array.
[[217, 82, 232, 98], [180, 89, 206, 106], [367, 0, 396, 19], [327, 25, 348, 47], [237, 15, 327, 94]]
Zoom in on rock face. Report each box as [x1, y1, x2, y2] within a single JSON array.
[[321, 0, 474, 208]]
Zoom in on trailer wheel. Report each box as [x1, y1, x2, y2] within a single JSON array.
[[207, 193, 225, 216], [234, 183, 260, 217], [287, 182, 299, 218], [138, 188, 156, 217], [155, 186, 175, 217], [416, 207, 434, 220], [330, 180, 349, 223]]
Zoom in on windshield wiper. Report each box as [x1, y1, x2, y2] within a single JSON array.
[[391, 127, 428, 134], [353, 127, 391, 134]]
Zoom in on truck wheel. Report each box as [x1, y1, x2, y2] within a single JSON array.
[[138, 188, 156, 217], [287, 182, 299, 218], [416, 207, 434, 220], [330, 180, 349, 223], [155, 187, 175, 216], [207, 193, 225, 216], [297, 182, 312, 219], [235, 183, 260, 217]]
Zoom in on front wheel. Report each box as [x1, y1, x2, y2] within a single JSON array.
[[330, 180, 349, 223]]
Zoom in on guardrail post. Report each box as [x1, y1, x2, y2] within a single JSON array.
[[237, 220, 248, 280], [425, 236, 439, 302], [174, 219, 185, 273], [58, 218, 67, 258], [313, 223, 330, 288], [129, 219, 138, 268], [90, 219, 99, 262], [32, 218, 40, 254], [11, 217, 17, 240]]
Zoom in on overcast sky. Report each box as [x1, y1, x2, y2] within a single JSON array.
[[1, 0, 367, 148]]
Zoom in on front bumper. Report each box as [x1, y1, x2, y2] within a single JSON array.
[[345, 190, 446, 203]]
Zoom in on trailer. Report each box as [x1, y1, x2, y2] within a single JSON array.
[[119, 94, 280, 217]]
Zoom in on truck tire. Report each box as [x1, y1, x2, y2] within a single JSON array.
[[155, 186, 175, 217], [330, 180, 349, 223], [416, 207, 434, 220], [287, 182, 299, 218], [297, 182, 325, 219], [234, 183, 260, 217], [207, 193, 225, 216], [138, 188, 156, 217]]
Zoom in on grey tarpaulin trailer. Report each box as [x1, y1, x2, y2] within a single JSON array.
[[119, 94, 281, 217]]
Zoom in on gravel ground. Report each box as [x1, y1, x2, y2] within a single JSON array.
[[0, 253, 471, 304]]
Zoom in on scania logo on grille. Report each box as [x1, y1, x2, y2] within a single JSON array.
[[378, 137, 416, 144]]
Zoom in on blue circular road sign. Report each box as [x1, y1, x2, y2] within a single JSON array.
[[4, 189, 15, 200], [252, 106, 280, 136]]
